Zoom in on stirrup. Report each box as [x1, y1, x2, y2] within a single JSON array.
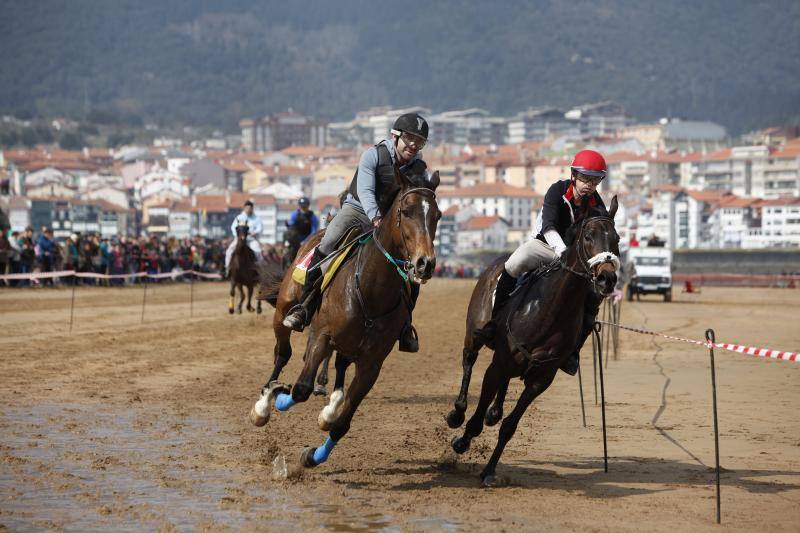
[[282, 305, 307, 332], [398, 324, 419, 353]]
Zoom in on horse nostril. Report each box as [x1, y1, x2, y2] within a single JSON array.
[[416, 256, 435, 277]]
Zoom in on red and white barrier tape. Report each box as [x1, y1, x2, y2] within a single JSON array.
[[0, 269, 221, 282], [599, 320, 799, 363]]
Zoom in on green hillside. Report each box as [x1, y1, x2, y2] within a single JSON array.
[[1, 0, 798, 134]]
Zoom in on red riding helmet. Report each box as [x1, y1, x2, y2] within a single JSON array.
[[570, 149, 607, 178]]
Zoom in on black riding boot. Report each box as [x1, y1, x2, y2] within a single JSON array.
[[398, 283, 420, 353], [282, 248, 326, 332], [561, 295, 600, 375], [474, 268, 517, 350]]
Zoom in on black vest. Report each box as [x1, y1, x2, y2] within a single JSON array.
[[292, 210, 313, 238], [348, 143, 427, 217]]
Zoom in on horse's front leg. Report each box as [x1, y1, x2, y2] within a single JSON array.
[[303, 356, 382, 468], [318, 352, 351, 430], [228, 281, 235, 314], [246, 284, 255, 312], [485, 379, 509, 427], [480, 366, 557, 487], [250, 315, 294, 427], [237, 284, 245, 314], [273, 332, 333, 411]]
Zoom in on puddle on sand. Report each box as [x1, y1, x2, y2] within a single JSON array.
[[0, 403, 462, 531]]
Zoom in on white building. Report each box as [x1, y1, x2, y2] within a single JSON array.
[[456, 215, 509, 253]]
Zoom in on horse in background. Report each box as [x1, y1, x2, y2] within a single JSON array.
[[250, 165, 441, 470], [446, 197, 620, 486], [228, 223, 261, 315]]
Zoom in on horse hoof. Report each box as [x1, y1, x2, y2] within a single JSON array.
[[228, 308, 234, 314], [481, 474, 498, 488], [446, 409, 465, 429], [257, 308, 263, 315], [237, 309, 242, 315], [313, 384, 327, 397], [249, 405, 268, 427], [451, 436, 469, 455], [247, 307, 254, 313], [301, 447, 318, 468], [484, 407, 502, 427]]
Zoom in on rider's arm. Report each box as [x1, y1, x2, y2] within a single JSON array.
[[356, 146, 381, 221], [310, 213, 319, 234], [287, 211, 298, 227], [250, 215, 263, 238], [230, 215, 239, 238], [543, 229, 567, 256], [539, 182, 562, 236]]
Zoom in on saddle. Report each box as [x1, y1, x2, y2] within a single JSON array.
[[509, 257, 562, 297], [292, 226, 369, 292]]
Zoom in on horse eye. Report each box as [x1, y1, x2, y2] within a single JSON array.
[[584, 234, 592, 242]]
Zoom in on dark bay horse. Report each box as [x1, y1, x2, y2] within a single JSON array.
[[446, 197, 620, 486], [250, 166, 441, 468], [228, 224, 262, 315]]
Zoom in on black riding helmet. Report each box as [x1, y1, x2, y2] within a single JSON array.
[[392, 113, 429, 140]]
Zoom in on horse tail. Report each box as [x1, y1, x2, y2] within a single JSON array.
[[256, 261, 284, 307]]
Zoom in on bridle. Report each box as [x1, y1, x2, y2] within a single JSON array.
[[561, 216, 620, 294], [373, 186, 437, 281]]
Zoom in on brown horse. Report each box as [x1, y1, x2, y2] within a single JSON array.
[[250, 165, 440, 468], [446, 197, 620, 486], [228, 224, 262, 315]]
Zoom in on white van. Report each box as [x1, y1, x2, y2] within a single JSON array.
[[626, 247, 673, 302]]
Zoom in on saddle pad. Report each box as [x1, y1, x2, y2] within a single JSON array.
[[291, 227, 365, 289]]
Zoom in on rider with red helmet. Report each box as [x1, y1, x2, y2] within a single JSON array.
[[475, 149, 611, 375]]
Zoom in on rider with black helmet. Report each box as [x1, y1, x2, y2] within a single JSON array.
[[282, 113, 431, 353], [284, 196, 319, 264]]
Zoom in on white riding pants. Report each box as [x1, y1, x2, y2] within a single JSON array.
[[504, 238, 559, 278], [225, 238, 262, 268]]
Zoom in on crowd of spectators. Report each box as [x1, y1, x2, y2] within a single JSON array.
[[0, 227, 246, 287]]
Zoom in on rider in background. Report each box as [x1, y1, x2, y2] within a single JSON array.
[[282, 113, 431, 353], [284, 196, 319, 265], [224, 200, 263, 276], [475, 149, 610, 375]]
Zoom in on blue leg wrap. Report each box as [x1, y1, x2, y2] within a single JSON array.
[[312, 437, 337, 464], [275, 393, 296, 411]]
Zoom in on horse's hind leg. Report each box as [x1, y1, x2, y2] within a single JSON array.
[[446, 341, 481, 429], [485, 379, 509, 427], [303, 357, 381, 468], [314, 354, 331, 396], [452, 359, 503, 454], [318, 353, 350, 430], [480, 368, 557, 487]]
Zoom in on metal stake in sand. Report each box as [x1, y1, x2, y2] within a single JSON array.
[[190, 270, 195, 318], [68, 275, 77, 333], [140, 277, 148, 324], [577, 362, 587, 428], [706, 328, 721, 524], [594, 321, 608, 473]]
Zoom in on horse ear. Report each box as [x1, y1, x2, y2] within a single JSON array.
[[608, 195, 618, 220], [428, 170, 440, 191]]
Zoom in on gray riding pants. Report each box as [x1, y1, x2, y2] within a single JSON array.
[[504, 238, 559, 278], [318, 203, 371, 255]]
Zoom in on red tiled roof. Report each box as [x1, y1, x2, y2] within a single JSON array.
[[443, 205, 461, 216], [685, 190, 732, 202], [438, 182, 539, 198], [461, 215, 505, 230]]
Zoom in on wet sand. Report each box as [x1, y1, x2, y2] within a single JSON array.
[[1, 280, 799, 531]]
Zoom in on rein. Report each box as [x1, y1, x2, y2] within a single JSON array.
[[561, 216, 620, 292], [352, 186, 436, 328]]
